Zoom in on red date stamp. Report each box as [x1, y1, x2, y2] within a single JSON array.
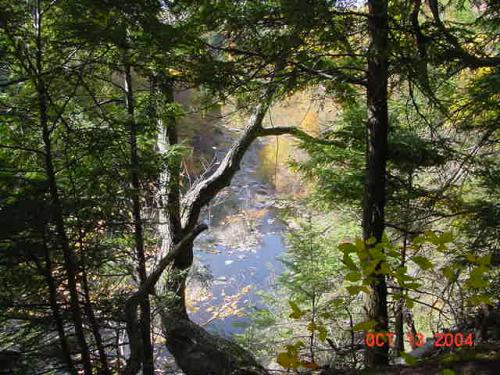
[[364, 332, 474, 348]]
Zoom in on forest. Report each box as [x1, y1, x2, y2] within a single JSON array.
[[0, 0, 498, 374]]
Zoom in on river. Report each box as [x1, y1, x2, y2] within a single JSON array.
[[187, 139, 287, 336]]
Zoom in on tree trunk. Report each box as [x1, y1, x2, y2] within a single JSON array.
[[124, 62, 155, 375], [155, 77, 187, 315], [363, 0, 390, 367], [71, 178, 111, 373], [35, 3, 92, 372], [41, 232, 76, 373], [394, 298, 405, 353], [160, 309, 269, 375], [395, 174, 412, 354], [81, 265, 111, 374]]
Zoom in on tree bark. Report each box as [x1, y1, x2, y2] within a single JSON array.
[[394, 298, 405, 353], [71, 177, 111, 373], [363, 0, 390, 367], [155, 77, 188, 317], [123, 225, 207, 375]]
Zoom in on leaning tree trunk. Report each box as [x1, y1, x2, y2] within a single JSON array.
[[123, 80, 327, 374], [153, 80, 273, 375], [363, 0, 390, 367]]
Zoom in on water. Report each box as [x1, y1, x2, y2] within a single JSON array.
[[187, 140, 287, 336]]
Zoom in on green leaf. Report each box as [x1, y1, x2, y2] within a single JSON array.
[[467, 294, 491, 306], [363, 260, 379, 276], [403, 282, 422, 290], [286, 340, 305, 354], [289, 301, 306, 319], [355, 238, 365, 252], [442, 266, 456, 282], [379, 261, 391, 275], [338, 242, 357, 254], [477, 254, 491, 266], [466, 253, 477, 263], [343, 253, 358, 271], [352, 320, 376, 331], [412, 235, 426, 245], [307, 321, 318, 333], [424, 230, 440, 245], [440, 369, 455, 375], [277, 352, 299, 369], [412, 256, 433, 270], [345, 271, 361, 282], [346, 285, 370, 295], [366, 236, 377, 245], [368, 247, 385, 260], [318, 325, 328, 341], [438, 232, 453, 244], [394, 266, 413, 283], [329, 298, 344, 308], [405, 297, 414, 309], [466, 266, 489, 288]]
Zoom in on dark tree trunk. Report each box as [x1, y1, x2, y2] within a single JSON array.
[[363, 0, 390, 367], [394, 298, 405, 353], [395, 176, 412, 354], [124, 63, 155, 375], [41, 232, 76, 373], [71, 180, 110, 373], [35, 3, 92, 373], [40, 74, 93, 375], [81, 265, 111, 374]]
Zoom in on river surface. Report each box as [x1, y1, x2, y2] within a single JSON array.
[[187, 139, 287, 336]]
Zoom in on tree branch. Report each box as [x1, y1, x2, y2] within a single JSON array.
[[256, 126, 344, 146], [127, 224, 207, 308], [180, 85, 276, 230], [427, 0, 500, 68], [181, 96, 345, 232], [295, 63, 367, 86]]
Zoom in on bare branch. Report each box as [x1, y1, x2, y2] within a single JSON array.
[[181, 93, 345, 232]]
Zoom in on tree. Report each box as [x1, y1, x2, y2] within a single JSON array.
[[1, 1, 498, 373]]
